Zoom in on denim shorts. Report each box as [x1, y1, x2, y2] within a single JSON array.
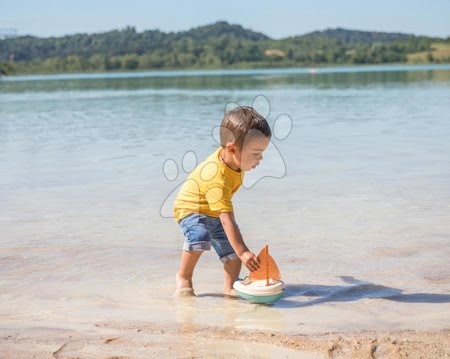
[[178, 214, 238, 263]]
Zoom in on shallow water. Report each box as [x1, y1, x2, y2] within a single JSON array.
[[1, 65, 450, 335]]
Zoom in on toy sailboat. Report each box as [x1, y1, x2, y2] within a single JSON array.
[[233, 245, 285, 304]]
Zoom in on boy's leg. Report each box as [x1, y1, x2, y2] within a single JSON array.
[[175, 214, 212, 297], [223, 258, 241, 295], [175, 250, 203, 297], [210, 219, 241, 295]]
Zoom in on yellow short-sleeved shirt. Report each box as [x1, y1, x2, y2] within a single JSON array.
[[173, 147, 244, 222]]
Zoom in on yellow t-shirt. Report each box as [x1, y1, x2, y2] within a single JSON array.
[[173, 147, 244, 221]]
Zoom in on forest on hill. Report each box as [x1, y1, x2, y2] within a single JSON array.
[[1, 21, 449, 74]]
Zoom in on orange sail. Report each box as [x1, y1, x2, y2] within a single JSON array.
[[249, 245, 281, 285]]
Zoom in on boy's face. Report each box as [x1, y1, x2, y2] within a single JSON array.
[[235, 136, 270, 171]]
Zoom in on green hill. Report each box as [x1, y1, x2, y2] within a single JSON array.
[[176, 21, 269, 42], [298, 28, 420, 44], [1, 21, 449, 74]]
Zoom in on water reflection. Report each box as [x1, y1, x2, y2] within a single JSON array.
[[1, 65, 450, 93]]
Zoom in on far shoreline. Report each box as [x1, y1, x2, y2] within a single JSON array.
[[2, 63, 450, 82]]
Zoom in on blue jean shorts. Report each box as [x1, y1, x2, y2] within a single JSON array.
[[178, 214, 238, 263]]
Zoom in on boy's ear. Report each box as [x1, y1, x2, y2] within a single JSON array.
[[225, 142, 239, 154]]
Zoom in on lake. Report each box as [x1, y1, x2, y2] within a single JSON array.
[[1, 64, 449, 336]]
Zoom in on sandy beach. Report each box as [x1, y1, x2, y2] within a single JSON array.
[[1, 320, 449, 358]]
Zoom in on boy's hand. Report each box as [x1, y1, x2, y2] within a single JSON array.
[[240, 251, 260, 272]]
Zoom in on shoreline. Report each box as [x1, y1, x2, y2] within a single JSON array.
[[1, 321, 449, 358], [2, 63, 450, 82]]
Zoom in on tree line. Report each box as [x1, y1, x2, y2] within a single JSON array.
[[1, 22, 449, 74]]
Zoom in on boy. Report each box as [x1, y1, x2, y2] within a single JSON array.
[[174, 106, 271, 297]]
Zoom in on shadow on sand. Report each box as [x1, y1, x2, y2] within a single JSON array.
[[277, 276, 450, 308]]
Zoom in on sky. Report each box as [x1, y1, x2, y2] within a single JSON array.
[[2, 0, 450, 39]]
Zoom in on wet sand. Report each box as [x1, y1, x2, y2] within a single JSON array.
[[1, 321, 449, 358], [1, 209, 449, 358], [1, 226, 449, 358]]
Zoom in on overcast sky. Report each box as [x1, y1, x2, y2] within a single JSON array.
[[2, 0, 450, 38]]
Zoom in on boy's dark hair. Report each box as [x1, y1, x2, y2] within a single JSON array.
[[220, 106, 271, 149]]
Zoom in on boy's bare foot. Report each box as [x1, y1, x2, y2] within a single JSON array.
[[223, 288, 239, 298], [174, 273, 195, 298], [174, 287, 195, 298]]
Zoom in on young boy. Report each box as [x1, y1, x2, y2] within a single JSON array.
[[173, 106, 271, 297]]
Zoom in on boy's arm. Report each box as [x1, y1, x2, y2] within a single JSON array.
[[219, 212, 260, 272]]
